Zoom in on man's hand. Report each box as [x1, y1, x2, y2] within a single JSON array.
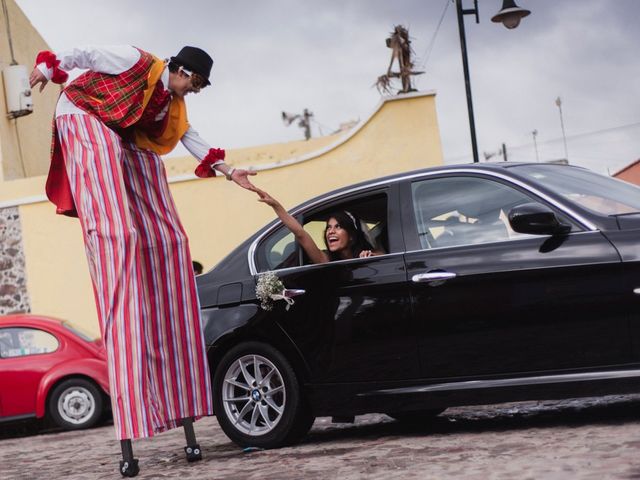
[[231, 169, 258, 191], [29, 68, 48, 92]]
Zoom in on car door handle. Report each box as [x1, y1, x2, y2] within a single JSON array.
[[411, 271, 457, 285], [283, 288, 306, 298]]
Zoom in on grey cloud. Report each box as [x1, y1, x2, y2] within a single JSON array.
[[15, 0, 640, 173]]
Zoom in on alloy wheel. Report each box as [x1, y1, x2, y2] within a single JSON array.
[[221, 354, 286, 436]]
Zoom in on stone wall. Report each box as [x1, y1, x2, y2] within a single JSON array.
[[0, 207, 30, 314]]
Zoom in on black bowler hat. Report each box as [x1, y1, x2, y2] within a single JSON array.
[[170, 46, 213, 85]]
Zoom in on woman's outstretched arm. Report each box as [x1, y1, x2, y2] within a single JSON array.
[[256, 189, 328, 264]]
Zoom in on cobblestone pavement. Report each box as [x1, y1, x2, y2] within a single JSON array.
[[3, 395, 640, 479]]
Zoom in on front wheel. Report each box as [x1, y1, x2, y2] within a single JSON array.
[[48, 378, 104, 430], [213, 341, 314, 448]]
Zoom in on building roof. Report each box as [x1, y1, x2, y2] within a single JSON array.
[[613, 158, 640, 177]]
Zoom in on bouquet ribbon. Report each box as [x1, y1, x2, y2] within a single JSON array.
[[269, 291, 295, 310]]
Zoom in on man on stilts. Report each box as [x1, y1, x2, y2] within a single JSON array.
[[30, 44, 256, 477]]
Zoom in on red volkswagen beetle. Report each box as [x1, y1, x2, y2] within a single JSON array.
[[0, 315, 109, 430]]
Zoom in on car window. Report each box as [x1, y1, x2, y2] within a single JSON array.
[[0, 327, 60, 358], [255, 192, 389, 272], [411, 176, 546, 250], [256, 225, 298, 272]]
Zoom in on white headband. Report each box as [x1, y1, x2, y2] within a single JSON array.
[[344, 211, 358, 230]]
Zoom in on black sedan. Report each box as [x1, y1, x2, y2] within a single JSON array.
[[197, 162, 640, 448]]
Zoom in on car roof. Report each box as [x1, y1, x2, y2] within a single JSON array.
[[288, 161, 576, 213], [240, 162, 523, 244], [0, 314, 65, 329]]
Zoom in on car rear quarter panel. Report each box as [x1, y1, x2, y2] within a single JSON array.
[[35, 358, 109, 418], [203, 304, 312, 385]]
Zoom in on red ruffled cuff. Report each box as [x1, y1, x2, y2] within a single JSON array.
[[195, 148, 226, 178], [35, 51, 69, 84]]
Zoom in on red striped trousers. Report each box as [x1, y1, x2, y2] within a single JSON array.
[[57, 114, 213, 440]]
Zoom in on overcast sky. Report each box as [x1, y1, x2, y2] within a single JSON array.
[[14, 0, 640, 175]]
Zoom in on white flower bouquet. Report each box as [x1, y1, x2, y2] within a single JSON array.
[[255, 271, 296, 311]]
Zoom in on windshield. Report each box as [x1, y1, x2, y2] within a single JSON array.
[[513, 164, 640, 216]]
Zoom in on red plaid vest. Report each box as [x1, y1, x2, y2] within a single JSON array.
[[63, 48, 155, 129], [47, 48, 187, 217]]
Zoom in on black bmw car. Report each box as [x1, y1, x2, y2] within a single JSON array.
[[197, 162, 640, 448]]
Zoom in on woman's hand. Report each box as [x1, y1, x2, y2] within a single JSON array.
[[231, 169, 258, 191], [29, 68, 48, 92], [359, 250, 373, 258], [255, 188, 329, 264], [255, 189, 282, 209]]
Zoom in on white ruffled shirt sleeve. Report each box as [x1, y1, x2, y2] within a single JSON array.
[[37, 45, 140, 80], [37, 45, 225, 170], [181, 126, 223, 165]]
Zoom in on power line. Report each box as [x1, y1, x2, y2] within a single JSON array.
[[508, 121, 640, 151], [2, 0, 17, 64], [418, 0, 452, 70], [311, 118, 336, 136], [445, 121, 640, 163]]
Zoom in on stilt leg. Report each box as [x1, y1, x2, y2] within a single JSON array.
[[119, 439, 140, 477], [182, 418, 202, 462]]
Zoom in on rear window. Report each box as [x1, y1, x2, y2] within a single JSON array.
[[0, 327, 59, 358]]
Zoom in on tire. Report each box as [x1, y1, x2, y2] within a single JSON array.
[[48, 378, 104, 430], [213, 341, 314, 448], [386, 408, 446, 423]]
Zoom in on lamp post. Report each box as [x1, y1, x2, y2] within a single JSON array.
[[455, 0, 531, 163]]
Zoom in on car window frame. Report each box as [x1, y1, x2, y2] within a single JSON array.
[[252, 184, 403, 274], [248, 167, 599, 274], [399, 172, 588, 253], [254, 221, 301, 273]]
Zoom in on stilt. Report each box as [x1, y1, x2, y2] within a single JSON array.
[[182, 417, 202, 462], [119, 439, 140, 477]]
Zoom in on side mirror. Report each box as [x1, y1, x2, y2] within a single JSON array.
[[508, 203, 572, 235]]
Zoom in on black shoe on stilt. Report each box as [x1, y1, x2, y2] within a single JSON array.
[[184, 444, 202, 462], [182, 417, 203, 462], [119, 459, 140, 477], [119, 439, 140, 477]]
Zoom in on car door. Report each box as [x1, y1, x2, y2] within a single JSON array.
[[254, 186, 419, 383], [0, 327, 60, 418], [402, 173, 630, 379]]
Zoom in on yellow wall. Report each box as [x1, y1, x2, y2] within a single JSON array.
[[0, 0, 59, 180], [3, 91, 442, 338]]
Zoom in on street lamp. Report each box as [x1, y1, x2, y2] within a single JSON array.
[[491, 0, 531, 29], [455, 0, 531, 163]]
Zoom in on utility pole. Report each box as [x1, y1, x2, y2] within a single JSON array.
[[281, 108, 314, 140], [501, 143, 507, 162], [301, 109, 312, 140], [531, 129, 539, 162], [555, 97, 569, 162]]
